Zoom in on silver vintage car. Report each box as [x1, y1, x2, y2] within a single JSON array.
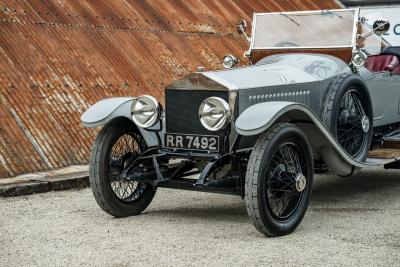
[[81, 8, 400, 236]]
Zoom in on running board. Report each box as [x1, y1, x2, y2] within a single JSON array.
[[365, 157, 400, 169]]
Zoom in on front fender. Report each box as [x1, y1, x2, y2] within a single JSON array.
[[81, 97, 159, 147], [81, 97, 133, 128], [235, 101, 379, 176]]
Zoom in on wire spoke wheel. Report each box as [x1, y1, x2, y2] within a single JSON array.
[[266, 142, 305, 221], [90, 119, 156, 217], [322, 75, 373, 163], [108, 133, 146, 202], [336, 89, 369, 158], [245, 123, 313, 237]]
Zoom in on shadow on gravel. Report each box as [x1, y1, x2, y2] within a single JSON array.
[[147, 202, 249, 223], [311, 169, 400, 204], [144, 169, 400, 223]]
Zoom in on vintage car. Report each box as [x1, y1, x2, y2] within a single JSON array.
[[81, 8, 400, 237]]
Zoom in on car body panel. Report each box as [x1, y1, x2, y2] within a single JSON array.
[[358, 66, 400, 126], [203, 63, 319, 89], [167, 53, 352, 118], [255, 54, 350, 80], [394, 74, 400, 116], [164, 53, 359, 155]]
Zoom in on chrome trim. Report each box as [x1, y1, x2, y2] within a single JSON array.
[[373, 114, 385, 120], [237, 19, 251, 42], [353, 7, 360, 50], [251, 8, 357, 16], [228, 91, 237, 117], [295, 173, 307, 192], [249, 12, 257, 52], [251, 46, 353, 50]]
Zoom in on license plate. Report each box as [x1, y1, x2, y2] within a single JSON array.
[[164, 133, 219, 152]]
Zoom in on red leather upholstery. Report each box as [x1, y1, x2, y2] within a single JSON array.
[[366, 55, 400, 74]]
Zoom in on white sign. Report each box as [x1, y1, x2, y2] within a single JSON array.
[[360, 5, 400, 46]]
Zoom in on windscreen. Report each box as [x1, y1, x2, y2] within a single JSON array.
[[252, 9, 357, 49]]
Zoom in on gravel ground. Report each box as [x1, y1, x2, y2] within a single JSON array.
[[1, 168, 400, 267]]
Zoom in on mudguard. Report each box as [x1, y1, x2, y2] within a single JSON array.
[[81, 97, 133, 127], [80, 97, 159, 147], [235, 101, 391, 176]]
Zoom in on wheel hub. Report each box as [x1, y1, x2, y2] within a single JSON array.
[[361, 115, 370, 133], [295, 173, 307, 192]]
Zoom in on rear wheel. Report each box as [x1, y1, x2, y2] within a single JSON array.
[[322, 75, 373, 161], [245, 123, 313, 237], [89, 119, 156, 217]]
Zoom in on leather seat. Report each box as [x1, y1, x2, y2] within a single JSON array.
[[366, 54, 400, 74]]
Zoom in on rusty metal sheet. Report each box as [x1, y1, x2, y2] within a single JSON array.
[[0, 0, 339, 177]]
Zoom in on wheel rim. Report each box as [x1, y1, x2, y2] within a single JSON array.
[[266, 142, 306, 221], [337, 89, 369, 158], [108, 133, 146, 202]]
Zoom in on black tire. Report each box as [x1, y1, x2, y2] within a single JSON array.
[[245, 123, 314, 237], [322, 74, 373, 161], [89, 118, 156, 217]]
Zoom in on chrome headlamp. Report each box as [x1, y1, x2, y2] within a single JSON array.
[[222, 54, 239, 69], [199, 97, 231, 131], [131, 95, 160, 128], [351, 50, 367, 68]]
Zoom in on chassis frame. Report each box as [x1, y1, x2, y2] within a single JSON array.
[[121, 126, 248, 196]]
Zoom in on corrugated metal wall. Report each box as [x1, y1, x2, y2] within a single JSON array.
[[0, 0, 339, 177]]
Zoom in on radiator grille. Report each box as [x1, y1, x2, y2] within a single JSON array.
[[165, 89, 228, 135]]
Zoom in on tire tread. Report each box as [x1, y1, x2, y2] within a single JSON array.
[[245, 122, 291, 236]]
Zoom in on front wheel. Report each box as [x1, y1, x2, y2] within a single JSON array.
[[245, 123, 314, 237], [89, 119, 156, 217]]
